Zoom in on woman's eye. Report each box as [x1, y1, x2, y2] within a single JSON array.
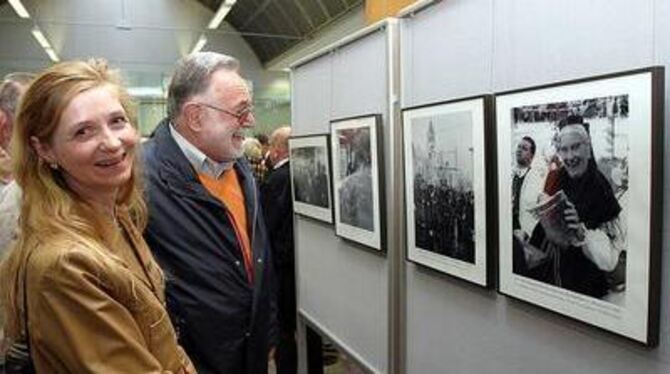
[[111, 116, 128, 127], [74, 127, 91, 138]]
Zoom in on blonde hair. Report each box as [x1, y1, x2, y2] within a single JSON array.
[[0, 59, 147, 341]]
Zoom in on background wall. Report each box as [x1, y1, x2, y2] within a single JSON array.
[[401, 0, 670, 373], [291, 24, 393, 373], [0, 0, 290, 135]]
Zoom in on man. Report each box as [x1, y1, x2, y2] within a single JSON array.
[[0, 72, 34, 370], [528, 115, 624, 298], [0, 73, 34, 190], [0, 72, 34, 253], [261, 127, 324, 374], [511, 136, 546, 274], [143, 52, 277, 374], [261, 126, 295, 374]]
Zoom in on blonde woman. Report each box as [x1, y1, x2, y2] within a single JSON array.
[[0, 60, 195, 372]]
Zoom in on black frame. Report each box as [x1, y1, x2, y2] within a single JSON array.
[[330, 113, 386, 252], [401, 94, 496, 288], [495, 66, 664, 346], [288, 133, 334, 224]]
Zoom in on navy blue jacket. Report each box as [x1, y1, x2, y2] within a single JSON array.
[[143, 120, 277, 374]]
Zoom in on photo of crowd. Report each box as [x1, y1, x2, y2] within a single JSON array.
[[291, 145, 330, 209], [411, 111, 475, 264]]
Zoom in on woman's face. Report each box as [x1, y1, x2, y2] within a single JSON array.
[[35, 85, 138, 201]]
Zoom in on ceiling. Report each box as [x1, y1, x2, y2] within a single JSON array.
[[0, 0, 364, 66], [197, 0, 363, 64]]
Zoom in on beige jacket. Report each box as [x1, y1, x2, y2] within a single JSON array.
[[20, 210, 195, 373]]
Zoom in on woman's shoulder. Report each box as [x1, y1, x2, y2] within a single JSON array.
[[26, 237, 112, 282]]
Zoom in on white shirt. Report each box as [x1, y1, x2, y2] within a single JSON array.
[[273, 158, 289, 170], [169, 123, 233, 179]]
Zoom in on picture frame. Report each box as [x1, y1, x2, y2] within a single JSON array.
[[402, 95, 495, 287], [496, 67, 664, 346], [330, 114, 385, 251], [288, 134, 334, 223]]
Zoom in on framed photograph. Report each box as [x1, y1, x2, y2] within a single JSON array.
[[330, 114, 385, 251], [288, 134, 333, 223], [403, 96, 494, 287], [496, 67, 664, 345]]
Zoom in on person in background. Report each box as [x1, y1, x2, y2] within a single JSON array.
[[261, 126, 325, 374], [261, 126, 295, 373], [0, 59, 194, 372], [143, 51, 277, 374], [0, 71, 34, 374], [244, 136, 268, 183], [0, 73, 34, 190]]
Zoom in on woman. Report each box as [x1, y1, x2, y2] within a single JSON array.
[[0, 60, 195, 372]]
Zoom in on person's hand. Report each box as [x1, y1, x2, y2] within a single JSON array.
[[563, 200, 586, 245], [268, 346, 276, 362]]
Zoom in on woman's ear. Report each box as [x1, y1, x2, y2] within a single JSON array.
[[30, 136, 56, 164]]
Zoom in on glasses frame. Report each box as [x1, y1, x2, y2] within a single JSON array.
[[191, 101, 254, 123]]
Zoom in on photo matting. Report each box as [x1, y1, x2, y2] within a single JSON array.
[[496, 67, 664, 345]]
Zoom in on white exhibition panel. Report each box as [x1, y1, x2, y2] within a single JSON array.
[[292, 27, 390, 373], [401, 0, 670, 373]]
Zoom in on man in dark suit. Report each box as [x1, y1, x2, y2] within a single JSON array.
[[262, 127, 325, 374], [261, 126, 296, 373]]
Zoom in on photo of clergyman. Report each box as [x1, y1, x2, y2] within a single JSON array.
[[511, 95, 629, 304], [411, 111, 475, 263], [291, 146, 330, 208], [336, 127, 374, 231]]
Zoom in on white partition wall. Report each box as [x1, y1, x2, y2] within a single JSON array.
[[291, 20, 399, 373], [401, 1, 670, 373]]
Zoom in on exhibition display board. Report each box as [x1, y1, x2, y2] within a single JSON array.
[[290, 0, 670, 373], [290, 20, 400, 373], [400, 0, 670, 373]]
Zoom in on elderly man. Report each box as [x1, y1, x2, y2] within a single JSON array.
[[0, 73, 34, 189], [528, 115, 623, 298], [0, 71, 34, 370], [0, 72, 34, 253], [143, 52, 277, 374]]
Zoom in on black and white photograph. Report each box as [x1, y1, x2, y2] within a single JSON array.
[[289, 135, 333, 223], [331, 115, 384, 251], [403, 96, 491, 286], [496, 67, 664, 345]]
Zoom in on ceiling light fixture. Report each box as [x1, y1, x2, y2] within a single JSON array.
[[208, 0, 237, 29], [191, 34, 207, 54], [8, 0, 30, 18], [31, 26, 59, 62]]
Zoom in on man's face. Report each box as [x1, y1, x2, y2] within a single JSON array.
[[0, 83, 28, 150], [515, 139, 534, 167], [194, 70, 255, 162], [557, 128, 591, 178]]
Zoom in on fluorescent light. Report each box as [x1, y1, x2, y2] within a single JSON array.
[[8, 0, 30, 18], [191, 35, 207, 54], [31, 28, 51, 49], [208, 0, 236, 29], [45, 48, 59, 62]]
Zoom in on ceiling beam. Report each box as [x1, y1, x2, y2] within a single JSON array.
[[291, 0, 315, 29], [240, 0, 273, 29]]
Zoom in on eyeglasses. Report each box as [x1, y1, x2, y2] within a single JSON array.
[[192, 101, 254, 123]]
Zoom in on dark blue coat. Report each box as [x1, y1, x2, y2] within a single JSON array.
[[142, 120, 277, 374]]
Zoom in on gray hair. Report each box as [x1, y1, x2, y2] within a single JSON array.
[[558, 123, 591, 145], [167, 52, 240, 120], [0, 72, 35, 115]]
